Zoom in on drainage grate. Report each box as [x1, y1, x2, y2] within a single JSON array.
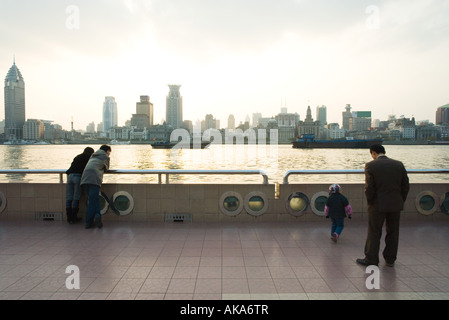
[[35, 212, 63, 221], [164, 213, 192, 223]]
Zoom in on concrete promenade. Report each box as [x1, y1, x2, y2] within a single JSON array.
[[0, 218, 448, 301]]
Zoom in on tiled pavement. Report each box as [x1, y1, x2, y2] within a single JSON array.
[[0, 218, 448, 301]]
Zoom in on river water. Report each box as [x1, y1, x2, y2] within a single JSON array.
[[0, 144, 448, 184]]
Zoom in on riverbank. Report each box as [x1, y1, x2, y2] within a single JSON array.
[[2, 140, 445, 146]]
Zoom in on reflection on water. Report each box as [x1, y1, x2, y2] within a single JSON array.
[[2, 146, 28, 182], [0, 144, 448, 184]]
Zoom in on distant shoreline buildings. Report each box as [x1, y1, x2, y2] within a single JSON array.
[[2, 60, 449, 144]]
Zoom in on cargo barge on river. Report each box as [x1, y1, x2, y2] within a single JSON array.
[[292, 134, 383, 149], [151, 140, 211, 149]]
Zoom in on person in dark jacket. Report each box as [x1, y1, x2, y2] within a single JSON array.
[[325, 184, 353, 243], [357, 144, 409, 267], [65, 147, 94, 224], [80, 145, 111, 229]]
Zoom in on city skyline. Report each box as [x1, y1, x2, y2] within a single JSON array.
[[1, 59, 445, 133], [1, 1, 448, 130]]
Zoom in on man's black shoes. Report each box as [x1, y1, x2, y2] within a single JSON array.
[[356, 258, 378, 267]]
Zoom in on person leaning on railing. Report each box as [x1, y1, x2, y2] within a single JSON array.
[[65, 147, 94, 224], [80, 145, 111, 229]]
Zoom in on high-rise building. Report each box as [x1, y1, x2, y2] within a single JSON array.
[[136, 95, 154, 127], [86, 122, 95, 133], [103, 96, 118, 133], [23, 119, 44, 140], [205, 114, 218, 130], [316, 105, 327, 127], [166, 85, 183, 129], [252, 113, 262, 127], [4, 59, 26, 140], [131, 114, 150, 129], [275, 112, 299, 127], [342, 104, 352, 130], [436, 104, 449, 125], [228, 114, 235, 130], [350, 111, 372, 131], [183, 120, 193, 133]]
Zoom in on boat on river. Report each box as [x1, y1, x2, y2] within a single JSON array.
[[110, 139, 131, 145], [150, 140, 211, 149], [292, 134, 383, 149]]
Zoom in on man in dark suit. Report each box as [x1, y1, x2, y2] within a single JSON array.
[[356, 144, 410, 267]]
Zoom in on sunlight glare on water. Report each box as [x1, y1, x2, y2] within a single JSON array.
[[0, 144, 448, 184]]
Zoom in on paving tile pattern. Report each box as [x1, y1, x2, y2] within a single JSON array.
[[0, 219, 448, 300]]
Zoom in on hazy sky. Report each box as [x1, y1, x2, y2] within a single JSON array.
[[1, 0, 448, 130]]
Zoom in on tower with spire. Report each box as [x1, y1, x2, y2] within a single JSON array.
[[4, 57, 26, 140], [295, 105, 320, 138]]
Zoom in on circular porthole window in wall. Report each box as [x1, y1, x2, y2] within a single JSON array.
[[440, 192, 449, 215], [415, 191, 439, 216], [0, 192, 6, 214], [286, 192, 310, 217], [112, 191, 134, 216], [219, 192, 244, 217], [244, 192, 268, 217], [311, 191, 328, 217]]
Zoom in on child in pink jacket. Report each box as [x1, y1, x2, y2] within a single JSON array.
[[325, 184, 353, 243]]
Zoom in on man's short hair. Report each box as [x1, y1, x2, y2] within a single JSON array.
[[370, 144, 385, 154], [100, 145, 112, 153]]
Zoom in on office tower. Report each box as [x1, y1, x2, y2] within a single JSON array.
[[166, 85, 183, 129], [275, 112, 299, 127], [136, 95, 154, 127], [342, 104, 352, 130], [4, 59, 26, 140], [103, 96, 118, 133], [436, 104, 449, 125], [316, 105, 327, 127], [131, 114, 149, 129], [228, 114, 235, 129], [205, 114, 219, 130], [86, 122, 95, 133], [23, 119, 44, 140], [349, 111, 372, 131], [252, 113, 262, 127], [183, 120, 193, 133]]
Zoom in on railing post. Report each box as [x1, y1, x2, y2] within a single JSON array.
[[261, 171, 269, 185], [283, 172, 290, 184]]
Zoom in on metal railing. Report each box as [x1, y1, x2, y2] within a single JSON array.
[[0, 169, 67, 183], [1, 169, 448, 185], [283, 169, 449, 184], [0, 169, 270, 185]]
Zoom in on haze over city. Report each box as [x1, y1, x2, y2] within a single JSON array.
[[1, 0, 448, 131]]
